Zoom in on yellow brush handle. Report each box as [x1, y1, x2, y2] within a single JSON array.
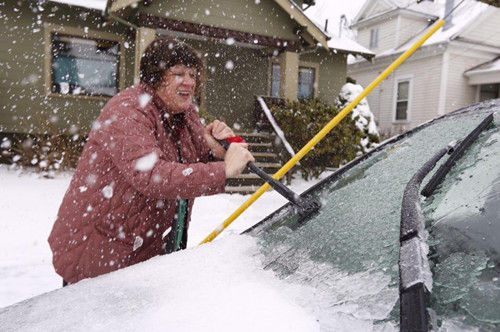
[[200, 19, 445, 245]]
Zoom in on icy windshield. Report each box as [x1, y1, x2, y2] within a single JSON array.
[[251, 101, 499, 329], [422, 116, 499, 329]]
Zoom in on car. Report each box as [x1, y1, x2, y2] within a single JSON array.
[[249, 99, 499, 331], [1, 99, 498, 331]]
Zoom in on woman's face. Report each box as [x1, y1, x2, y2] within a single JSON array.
[[156, 64, 197, 114]]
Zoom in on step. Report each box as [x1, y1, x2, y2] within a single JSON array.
[[232, 173, 261, 179], [235, 131, 271, 138], [248, 142, 274, 153], [253, 161, 282, 169], [236, 131, 272, 143], [250, 152, 279, 162]]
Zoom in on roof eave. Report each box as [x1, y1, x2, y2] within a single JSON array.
[[273, 0, 329, 49]]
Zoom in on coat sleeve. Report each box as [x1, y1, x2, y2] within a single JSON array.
[[92, 96, 226, 200], [184, 108, 216, 163]]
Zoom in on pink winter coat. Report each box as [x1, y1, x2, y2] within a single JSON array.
[[48, 83, 226, 283]]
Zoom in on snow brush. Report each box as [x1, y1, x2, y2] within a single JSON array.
[[200, 18, 449, 245], [218, 138, 321, 220]]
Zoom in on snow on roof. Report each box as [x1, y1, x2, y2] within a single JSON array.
[[327, 35, 375, 56], [465, 56, 500, 75], [50, 0, 107, 11], [301, 6, 375, 57], [375, 0, 491, 58]]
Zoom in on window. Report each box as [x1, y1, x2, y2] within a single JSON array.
[[479, 84, 499, 102], [369, 28, 379, 48], [297, 66, 315, 99], [394, 80, 410, 121], [270, 63, 280, 97], [50, 34, 120, 97]]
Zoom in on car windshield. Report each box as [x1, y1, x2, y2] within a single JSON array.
[[250, 101, 499, 329]]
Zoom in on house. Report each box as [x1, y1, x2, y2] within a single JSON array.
[[0, 0, 372, 138], [347, 0, 500, 135], [0, 0, 373, 192]]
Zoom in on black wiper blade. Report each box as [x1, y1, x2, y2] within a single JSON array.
[[399, 144, 454, 332], [421, 113, 494, 197], [399, 113, 495, 332]]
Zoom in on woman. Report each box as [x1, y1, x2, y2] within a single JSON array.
[[48, 38, 254, 284]]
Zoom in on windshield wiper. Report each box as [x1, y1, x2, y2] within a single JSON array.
[[399, 113, 494, 332], [421, 113, 494, 197], [399, 141, 455, 332]]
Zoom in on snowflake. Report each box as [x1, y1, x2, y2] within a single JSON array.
[[182, 167, 194, 176]]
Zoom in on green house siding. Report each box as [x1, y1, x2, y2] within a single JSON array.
[[0, 3, 135, 135], [1, 1, 349, 136], [300, 51, 347, 104], [139, 0, 300, 40]]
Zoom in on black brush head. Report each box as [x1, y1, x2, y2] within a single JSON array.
[[296, 199, 321, 222]]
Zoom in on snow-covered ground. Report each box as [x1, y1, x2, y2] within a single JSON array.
[[0, 164, 330, 309]]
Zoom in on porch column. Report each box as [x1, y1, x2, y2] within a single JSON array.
[[134, 27, 156, 83], [278, 51, 299, 101]]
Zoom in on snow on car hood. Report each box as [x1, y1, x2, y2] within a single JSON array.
[[0, 236, 320, 332]]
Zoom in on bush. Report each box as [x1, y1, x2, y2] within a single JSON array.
[[270, 98, 364, 180], [1, 133, 85, 176]]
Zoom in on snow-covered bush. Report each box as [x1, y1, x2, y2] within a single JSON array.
[[336, 83, 380, 151], [270, 98, 363, 180]]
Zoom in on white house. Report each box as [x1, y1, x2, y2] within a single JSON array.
[[348, 0, 500, 135]]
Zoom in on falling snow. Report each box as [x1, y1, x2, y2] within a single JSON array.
[[101, 184, 113, 199], [182, 167, 193, 176], [135, 152, 159, 172], [132, 236, 143, 251], [225, 60, 234, 70]]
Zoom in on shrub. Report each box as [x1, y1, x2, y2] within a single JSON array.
[[270, 98, 364, 180], [1, 133, 85, 176]]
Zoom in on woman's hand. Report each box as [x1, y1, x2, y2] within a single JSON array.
[[224, 143, 255, 178], [204, 120, 235, 159]]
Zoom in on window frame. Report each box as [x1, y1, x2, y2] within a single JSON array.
[[392, 76, 413, 123], [44, 23, 126, 101]]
